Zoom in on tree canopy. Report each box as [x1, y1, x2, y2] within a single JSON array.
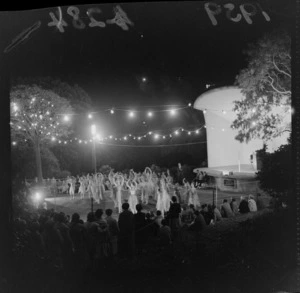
[[10, 84, 73, 146], [232, 30, 291, 143]]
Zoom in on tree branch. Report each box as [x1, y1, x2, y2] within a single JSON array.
[[267, 75, 291, 95], [272, 55, 291, 78]]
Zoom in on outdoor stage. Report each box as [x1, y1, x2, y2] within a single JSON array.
[[44, 188, 247, 220]]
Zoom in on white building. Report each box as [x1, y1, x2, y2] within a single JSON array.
[[193, 86, 290, 192]]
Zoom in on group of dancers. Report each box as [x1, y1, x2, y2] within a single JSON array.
[[48, 167, 202, 216]]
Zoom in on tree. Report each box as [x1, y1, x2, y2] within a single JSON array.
[[10, 84, 73, 183], [256, 140, 291, 203], [232, 30, 291, 143]]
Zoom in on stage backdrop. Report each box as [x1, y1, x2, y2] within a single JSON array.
[[193, 86, 290, 172]]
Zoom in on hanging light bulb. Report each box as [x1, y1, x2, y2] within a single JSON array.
[[124, 136, 127, 140], [170, 134, 172, 137], [129, 111, 135, 118], [46, 111, 50, 115], [148, 132, 152, 135], [147, 111, 153, 117], [204, 125, 207, 128], [109, 135, 113, 139], [196, 130, 199, 134], [154, 134, 159, 139], [188, 103, 192, 107], [39, 115, 43, 119], [188, 132, 191, 135], [174, 130, 179, 135], [110, 109, 114, 114], [163, 136, 166, 139], [63, 115, 70, 122], [203, 109, 207, 114], [12, 141, 17, 146], [79, 140, 82, 143], [88, 114, 93, 119], [170, 109, 176, 116], [138, 137, 141, 140]]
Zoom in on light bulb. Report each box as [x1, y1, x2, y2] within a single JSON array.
[[110, 109, 114, 114], [154, 134, 159, 139], [203, 109, 207, 114], [129, 111, 135, 118], [196, 130, 199, 134], [170, 109, 176, 116], [174, 130, 179, 135], [88, 114, 93, 119], [188, 103, 192, 107], [188, 132, 191, 135], [148, 112, 153, 117], [63, 115, 69, 122]]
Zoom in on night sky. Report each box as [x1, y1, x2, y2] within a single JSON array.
[[0, 1, 292, 170]]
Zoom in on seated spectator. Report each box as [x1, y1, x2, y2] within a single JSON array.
[[200, 204, 212, 225], [154, 210, 163, 229], [134, 204, 147, 254], [206, 204, 215, 225], [248, 195, 258, 212], [181, 205, 194, 226], [159, 219, 172, 247], [105, 209, 119, 259], [212, 205, 222, 222], [230, 198, 239, 214], [118, 203, 134, 259], [189, 210, 206, 232], [239, 196, 250, 214], [84, 212, 99, 263], [168, 196, 181, 238], [220, 199, 234, 218]]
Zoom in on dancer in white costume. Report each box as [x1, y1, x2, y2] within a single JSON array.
[[113, 173, 124, 213], [161, 177, 171, 213], [108, 170, 118, 208], [143, 167, 153, 205], [78, 177, 86, 199], [191, 182, 200, 208], [126, 179, 139, 214], [68, 177, 75, 199], [156, 180, 165, 217]]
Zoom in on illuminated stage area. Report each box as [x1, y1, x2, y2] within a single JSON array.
[[44, 189, 254, 220]]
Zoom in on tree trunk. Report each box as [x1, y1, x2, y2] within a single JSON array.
[[35, 138, 43, 184]]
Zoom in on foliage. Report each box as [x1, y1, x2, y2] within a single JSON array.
[[10, 84, 73, 146], [98, 165, 112, 175], [233, 30, 291, 142], [256, 141, 292, 197], [11, 143, 61, 179]]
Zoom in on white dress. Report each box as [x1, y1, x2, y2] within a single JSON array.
[[156, 190, 164, 217], [128, 188, 138, 214]]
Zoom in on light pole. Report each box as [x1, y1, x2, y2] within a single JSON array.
[[91, 124, 97, 174]]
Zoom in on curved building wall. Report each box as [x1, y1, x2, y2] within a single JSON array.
[[194, 86, 290, 170]]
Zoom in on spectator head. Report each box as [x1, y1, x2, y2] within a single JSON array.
[[122, 203, 129, 210], [194, 210, 200, 216], [79, 219, 84, 224], [87, 212, 95, 222], [223, 199, 228, 203], [156, 210, 162, 216], [161, 219, 168, 226], [171, 196, 177, 203], [146, 213, 151, 220], [136, 204, 143, 212], [105, 209, 113, 217], [189, 204, 195, 209], [232, 198, 236, 202], [95, 209, 103, 219], [71, 213, 80, 223]]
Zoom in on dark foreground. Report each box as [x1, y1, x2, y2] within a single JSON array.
[[1, 208, 297, 293]]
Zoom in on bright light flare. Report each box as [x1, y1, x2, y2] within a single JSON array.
[[91, 124, 96, 135], [63, 115, 70, 122], [154, 134, 159, 139], [147, 111, 153, 117], [129, 111, 135, 118], [88, 114, 93, 119], [110, 109, 114, 114], [170, 109, 177, 116]]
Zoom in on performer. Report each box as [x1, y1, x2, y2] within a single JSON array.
[[161, 177, 171, 213], [113, 173, 124, 213], [126, 179, 139, 214], [156, 181, 165, 217], [191, 182, 200, 208], [68, 177, 75, 200], [109, 170, 118, 209]]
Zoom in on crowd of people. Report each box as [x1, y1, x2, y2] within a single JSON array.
[[14, 192, 261, 272], [29, 166, 212, 216]]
